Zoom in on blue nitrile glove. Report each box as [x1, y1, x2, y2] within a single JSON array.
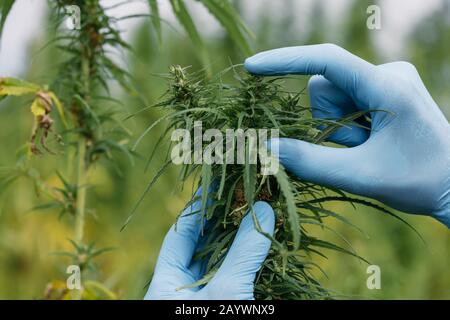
[[245, 43, 450, 228], [144, 192, 275, 300]]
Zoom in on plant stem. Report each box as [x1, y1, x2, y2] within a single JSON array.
[[75, 30, 91, 245], [75, 138, 87, 244], [73, 138, 86, 301], [73, 26, 92, 299]]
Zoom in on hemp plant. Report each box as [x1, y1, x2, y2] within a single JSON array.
[[0, 0, 253, 299], [130, 65, 419, 299], [0, 0, 139, 299]]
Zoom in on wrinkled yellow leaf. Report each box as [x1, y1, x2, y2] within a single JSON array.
[[0, 77, 40, 96], [30, 97, 47, 117], [30, 91, 53, 117]]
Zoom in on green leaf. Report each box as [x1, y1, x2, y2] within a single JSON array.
[[200, 163, 212, 224], [309, 195, 425, 243], [243, 143, 256, 205], [169, 0, 210, 74], [0, 0, 14, 40], [308, 238, 370, 264], [275, 164, 300, 250], [176, 270, 215, 290], [90, 246, 116, 259], [147, 0, 162, 45], [206, 229, 236, 271], [121, 160, 172, 231], [199, 0, 253, 55], [101, 139, 135, 167], [29, 202, 64, 212], [50, 251, 77, 259], [217, 162, 227, 200], [134, 107, 222, 150]]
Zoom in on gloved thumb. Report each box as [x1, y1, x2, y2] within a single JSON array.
[[269, 138, 366, 195], [205, 201, 274, 299]]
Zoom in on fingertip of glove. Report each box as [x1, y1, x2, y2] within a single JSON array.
[[244, 51, 273, 74], [244, 56, 259, 74], [252, 201, 275, 233]]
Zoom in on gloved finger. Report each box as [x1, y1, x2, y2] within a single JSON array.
[[188, 226, 211, 279], [308, 75, 370, 147], [378, 61, 420, 80], [378, 62, 447, 121], [244, 44, 376, 107], [382, 62, 450, 125], [268, 138, 370, 196], [152, 188, 205, 276], [208, 202, 275, 298]]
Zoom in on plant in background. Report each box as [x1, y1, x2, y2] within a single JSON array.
[[0, 0, 252, 299], [129, 65, 419, 299]]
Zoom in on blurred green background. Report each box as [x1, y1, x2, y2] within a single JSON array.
[[0, 0, 449, 299]]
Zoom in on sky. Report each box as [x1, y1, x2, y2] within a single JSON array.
[[0, 0, 445, 77]]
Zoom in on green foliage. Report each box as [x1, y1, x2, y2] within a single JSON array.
[[342, 0, 378, 62], [130, 65, 411, 299], [0, 0, 254, 299], [409, 1, 450, 114], [147, 0, 162, 45], [52, 239, 115, 273], [1, 0, 445, 300], [169, 0, 210, 73], [164, 0, 252, 74], [198, 0, 254, 55], [0, 0, 138, 298], [0, 0, 14, 40]]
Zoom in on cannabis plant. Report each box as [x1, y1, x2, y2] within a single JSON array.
[[130, 65, 419, 299], [0, 0, 251, 299]]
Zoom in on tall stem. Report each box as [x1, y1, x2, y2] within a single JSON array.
[[74, 38, 91, 244], [75, 139, 87, 244], [73, 37, 91, 300]]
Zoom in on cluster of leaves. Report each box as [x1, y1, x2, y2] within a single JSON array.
[[164, 0, 254, 73], [50, 0, 137, 166], [0, 78, 67, 154], [1, 0, 137, 298], [131, 65, 415, 299], [53, 240, 115, 273], [0, 0, 255, 299]]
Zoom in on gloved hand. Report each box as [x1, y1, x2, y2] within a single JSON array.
[[145, 191, 275, 300], [245, 43, 450, 228]]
